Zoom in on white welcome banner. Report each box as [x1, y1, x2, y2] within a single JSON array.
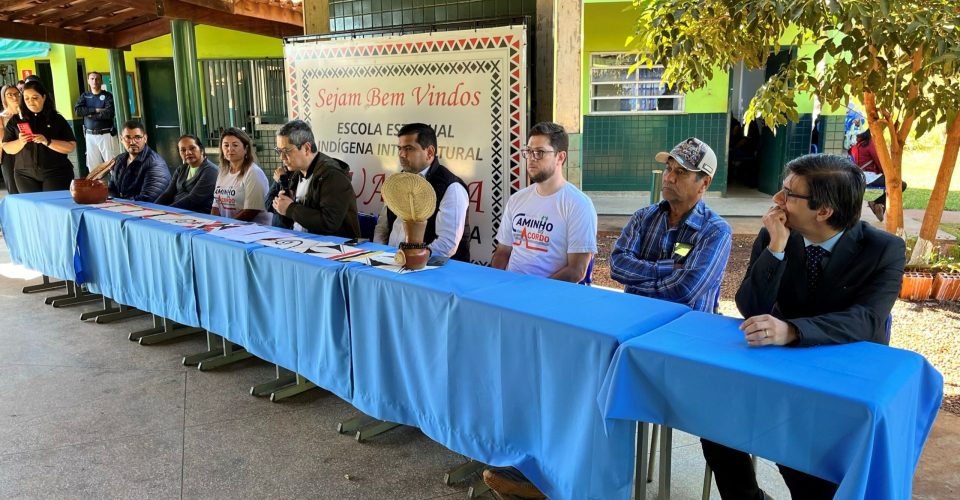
[[284, 26, 527, 264]]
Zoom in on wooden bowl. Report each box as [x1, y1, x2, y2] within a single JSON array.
[[70, 178, 109, 204]]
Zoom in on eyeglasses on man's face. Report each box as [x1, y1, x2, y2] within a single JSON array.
[[780, 187, 812, 200], [520, 148, 557, 160], [122, 134, 145, 142], [4, 91, 19, 99], [274, 145, 301, 157]]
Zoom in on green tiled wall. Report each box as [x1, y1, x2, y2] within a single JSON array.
[[327, 0, 536, 31], [819, 115, 846, 155], [582, 113, 729, 192], [582, 113, 844, 194]]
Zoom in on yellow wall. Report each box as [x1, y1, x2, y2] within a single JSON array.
[[15, 25, 284, 117], [583, 2, 729, 115]]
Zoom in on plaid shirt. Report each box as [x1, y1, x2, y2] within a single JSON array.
[[610, 200, 732, 312]]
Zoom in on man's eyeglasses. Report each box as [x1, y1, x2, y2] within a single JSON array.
[[3, 92, 19, 99], [781, 187, 812, 200], [274, 145, 300, 157], [520, 148, 557, 160], [122, 135, 145, 142]]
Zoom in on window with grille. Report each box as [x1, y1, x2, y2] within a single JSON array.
[[589, 53, 684, 114]]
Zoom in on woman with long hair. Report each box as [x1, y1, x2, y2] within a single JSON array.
[[211, 127, 271, 224], [0, 84, 21, 194], [156, 134, 219, 213], [1, 81, 76, 193]]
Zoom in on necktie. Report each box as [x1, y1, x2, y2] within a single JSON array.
[[805, 245, 829, 290]]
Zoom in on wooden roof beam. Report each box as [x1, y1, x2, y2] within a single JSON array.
[[57, 5, 132, 29], [110, 18, 171, 48], [0, 19, 115, 48], [102, 14, 158, 35], [27, 2, 98, 26], [233, 0, 302, 27], [159, 0, 301, 37]]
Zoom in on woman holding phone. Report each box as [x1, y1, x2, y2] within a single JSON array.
[[1, 80, 76, 193]]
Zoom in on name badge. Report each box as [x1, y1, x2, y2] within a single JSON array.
[[673, 242, 692, 257]]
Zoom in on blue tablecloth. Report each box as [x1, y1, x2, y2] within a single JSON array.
[[191, 232, 354, 401], [0, 191, 89, 281], [78, 204, 203, 326], [344, 261, 690, 500], [598, 311, 944, 500]]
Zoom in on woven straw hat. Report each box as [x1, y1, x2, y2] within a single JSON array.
[[382, 172, 436, 222]]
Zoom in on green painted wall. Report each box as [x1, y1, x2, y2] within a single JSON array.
[[582, 2, 729, 115]]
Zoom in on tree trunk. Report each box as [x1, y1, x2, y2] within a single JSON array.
[[909, 113, 960, 265], [863, 93, 905, 236]]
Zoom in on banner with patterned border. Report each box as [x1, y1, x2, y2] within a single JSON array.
[[284, 26, 527, 265]]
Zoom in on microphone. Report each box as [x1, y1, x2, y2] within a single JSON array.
[[278, 170, 291, 197]]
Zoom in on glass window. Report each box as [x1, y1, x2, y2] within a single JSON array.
[[589, 53, 685, 115]]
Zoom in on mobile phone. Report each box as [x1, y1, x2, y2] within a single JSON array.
[[17, 122, 33, 136], [278, 173, 291, 196]]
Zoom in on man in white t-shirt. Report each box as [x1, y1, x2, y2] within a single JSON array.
[[485, 122, 598, 499], [491, 121, 597, 283]]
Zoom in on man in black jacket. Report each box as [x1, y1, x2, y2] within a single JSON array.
[[108, 120, 170, 202], [702, 153, 905, 500], [268, 120, 360, 238], [373, 123, 471, 262]]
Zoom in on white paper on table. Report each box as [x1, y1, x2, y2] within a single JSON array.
[[122, 209, 168, 218], [258, 236, 317, 253], [303, 241, 375, 261], [361, 252, 438, 274], [199, 221, 246, 233], [211, 225, 292, 243], [91, 201, 126, 209], [98, 203, 144, 213], [147, 214, 216, 228]]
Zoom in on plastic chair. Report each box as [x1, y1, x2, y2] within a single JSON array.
[[357, 211, 378, 240], [579, 256, 595, 285]]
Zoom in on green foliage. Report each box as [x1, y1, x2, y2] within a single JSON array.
[[904, 234, 960, 272], [905, 123, 948, 152], [628, 0, 960, 135], [899, 188, 960, 210]]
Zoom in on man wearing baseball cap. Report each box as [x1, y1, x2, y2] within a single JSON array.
[[610, 137, 732, 312]]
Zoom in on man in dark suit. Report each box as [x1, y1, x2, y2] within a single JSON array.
[[701, 153, 905, 499]]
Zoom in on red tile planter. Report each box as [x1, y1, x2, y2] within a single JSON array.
[[900, 272, 934, 301], [932, 272, 960, 302]]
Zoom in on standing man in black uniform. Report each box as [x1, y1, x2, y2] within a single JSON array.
[[73, 71, 119, 176]]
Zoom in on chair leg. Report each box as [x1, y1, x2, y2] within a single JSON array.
[[658, 426, 673, 500], [648, 424, 659, 483], [702, 464, 712, 500], [635, 422, 651, 500]]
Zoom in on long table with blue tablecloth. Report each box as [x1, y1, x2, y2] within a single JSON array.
[[0, 191, 692, 499], [0, 191, 945, 499], [598, 311, 944, 500]]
